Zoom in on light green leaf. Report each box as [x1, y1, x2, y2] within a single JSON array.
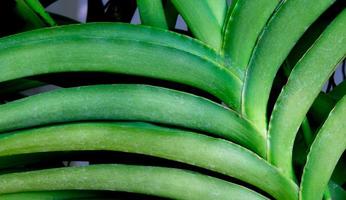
[[170, 0, 223, 50], [0, 164, 268, 200], [0, 191, 107, 200], [0, 122, 296, 199], [24, 0, 56, 26], [205, 0, 227, 28], [242, 0, 335, 132], [0, 84, 265, 156], [0, 23, 241, 109], [300, 96, 346, 200], [268, 9, 346, 178], [15, 0, 46, 29], [222, 0, 281, 78]]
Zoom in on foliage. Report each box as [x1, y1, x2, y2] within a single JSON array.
[[0, 0, 345, 199]]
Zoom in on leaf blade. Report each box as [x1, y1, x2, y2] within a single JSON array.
[[268, 9, 346, 178], [242, 0, 335, 132], [222, 0, 281, 77], [0, 84, 265, 156], [137, 0, 168, 29], [0, 23, 241, 109], [0, 122, 296, 200], [170, 0, 223, 50], [0, 164, 268, 200], [300, 96, 346, 200]]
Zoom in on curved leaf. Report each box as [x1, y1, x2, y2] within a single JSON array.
[[0, 84, 265, 156], [0, 23, 241, 108], [222, 0, 281, 78], [242, 0, 335, 132], [205, 0, 227, 28], [170, 0, 223, 50], [0, 164, 268, 200], [0, 191, 106, 200], [24, 0, 56, 26], [300, 96, 346, 200], [137, 0, 168, 29], [14, 0, 45, 29], [0, 122, 297, 200], [268, 9, 346, 178]]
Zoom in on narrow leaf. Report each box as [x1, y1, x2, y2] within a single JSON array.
[[24, 0, 56, 26], [15, 0, 46, 29], [0, 164, 268, 200], [0, 23, 241, 109], [137, 0, 168, 29], [205, 0, 227, 28], [163, 0, 178, 29], [0, 84, 266, 156], [0, 122, 297, 199], [300, 96, 346, 200], [268, 9, 346, 178], [170, 0, 223, 50], [222, 0, 281, 78], [242, 0, 335, 132], [0, 191, 107, 200]]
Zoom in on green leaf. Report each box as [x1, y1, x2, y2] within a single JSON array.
[[15, 0, 46, 29], [268, 9, 346, 178], [0, 122, 297, 199], [170, 0, 223, 50], [300, 117, 313, 146], [328, 181, 346, 200], [24, 0, 56, 26], [163, 0, 179, 29], [0, 191, 107, 200], [0, 164, 268, 200], [222, 0, 281, 78], [300, 96, 346, 200], [242, 0, 335, 132], [0, 84, 265, 156], [309, 92, 336, 125], [0, 23, 241, 109], [329, 79, 346, 100], [137, 0, 168, 29], [205, 0, 227, 28]]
